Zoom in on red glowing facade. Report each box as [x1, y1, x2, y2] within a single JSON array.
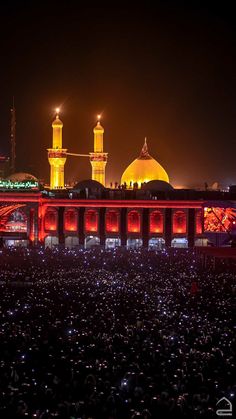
[[106, 209, 119, 233], [150, 210, 163, 233], [85, 209, 98, 232], [0, 192, 235, 248], [0, 205, 27, 232], [196, 209, 203, 234], [44, 208, 58, 231], [173, 210, 187, 234], [64, 208, 78, 232], [29, 208, 35, 242], [128, 210, 140, 233]]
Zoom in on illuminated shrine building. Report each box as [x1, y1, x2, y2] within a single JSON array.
[[121, 138, 169, 188], [1, 111, 236, 250]]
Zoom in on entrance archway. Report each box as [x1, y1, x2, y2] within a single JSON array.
[[45, 236, 59, 249], [148, 237, 165, 250], [171, 238, 188, 248], [84, 235, 100, 249]]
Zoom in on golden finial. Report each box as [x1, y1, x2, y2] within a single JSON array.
[[139, 137, 149, 158]]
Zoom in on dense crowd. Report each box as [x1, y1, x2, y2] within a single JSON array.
[[0, 247, 235, 418]]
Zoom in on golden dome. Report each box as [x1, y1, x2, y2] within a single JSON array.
[[52, 115, 63, 128], [121, 139, 169, 188]]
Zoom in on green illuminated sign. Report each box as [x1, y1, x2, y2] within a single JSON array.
[[0, 180, 39, 190]]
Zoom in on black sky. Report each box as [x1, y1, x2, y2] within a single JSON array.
[[0, 1, 236, 187]]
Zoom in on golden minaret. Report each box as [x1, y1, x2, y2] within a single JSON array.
[[47, 109, 67, 189], [89, 115, 108, 186]]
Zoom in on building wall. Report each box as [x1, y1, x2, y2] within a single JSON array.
[[1, 193, 230, 248], [40, 205, 201, 248]]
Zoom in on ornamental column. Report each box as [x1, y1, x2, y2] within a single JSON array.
[[89, 115, 108, 186], [164, 208, 172, 247], [142, 208, 149, 248], [188, 208, 195, 248], [120, 208, 127, 247], [48, 109, 67, 189]]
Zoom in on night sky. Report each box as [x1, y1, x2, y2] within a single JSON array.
[[0, 1, 236, 188]]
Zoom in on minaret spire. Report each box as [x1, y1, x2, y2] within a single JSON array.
[[47, 108, 67, 189], [89, 114, 108, 186]]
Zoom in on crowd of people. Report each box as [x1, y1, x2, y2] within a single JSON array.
[[0, 246, 235, 418]]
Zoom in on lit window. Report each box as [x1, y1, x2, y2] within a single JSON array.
[[85, 210, 98, 232], [128, 210, 140, 233], [150, 210, 163, 233], [106, 210, 119, 232], [64, 209, 77, 232], [44, 209, 57, 231], [173, 211, 187, 234]]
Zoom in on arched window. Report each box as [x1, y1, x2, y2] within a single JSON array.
[[64, 208, 78, 232], [128, 210, 140, 233], [150, 210, 163, 233], [3, 209, 27, 232], [173, 210, 187, 234], [106, 210, 119, 233], [85, 209, 98, 233], [195, 209, 203, 234], [44, 208, 57, 231]]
